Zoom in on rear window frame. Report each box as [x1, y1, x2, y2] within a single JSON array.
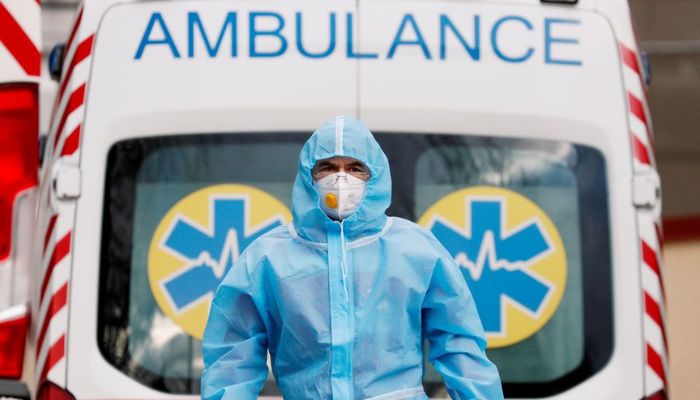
[[96, 132, 614, 398]]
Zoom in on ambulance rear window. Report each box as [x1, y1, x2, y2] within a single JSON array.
[[98, 132, 611, 398]]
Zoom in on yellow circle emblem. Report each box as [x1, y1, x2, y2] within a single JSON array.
[[148, 184, 291, 339], [418, 186, 567, 348]]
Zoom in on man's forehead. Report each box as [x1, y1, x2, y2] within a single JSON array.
[[315, 156, 366, 167]]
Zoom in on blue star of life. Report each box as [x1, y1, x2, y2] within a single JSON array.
[[429, 198, 554, 335], [160, 197, 284, 312]]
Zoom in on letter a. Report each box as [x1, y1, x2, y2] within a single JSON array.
[[135, 12, 181, 59], [387, 14, 432, 60]]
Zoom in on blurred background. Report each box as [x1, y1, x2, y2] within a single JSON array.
[[31, 0, 700, 398]]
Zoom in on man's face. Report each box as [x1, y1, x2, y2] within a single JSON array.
[[312, 156, 370, 182]]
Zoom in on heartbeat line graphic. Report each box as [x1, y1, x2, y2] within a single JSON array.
[[454, 230, 532, 281], [428, 197, 556, 335], [158, 196, 284, 314], [185, 229, 240, 281]]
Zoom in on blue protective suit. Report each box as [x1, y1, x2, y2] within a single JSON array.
[[201, 116, 504, 400]]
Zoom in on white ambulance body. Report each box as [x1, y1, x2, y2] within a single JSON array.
[[2, 0, 669, 399]]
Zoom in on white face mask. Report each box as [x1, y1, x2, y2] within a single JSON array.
[[314, 172, 367, 220]]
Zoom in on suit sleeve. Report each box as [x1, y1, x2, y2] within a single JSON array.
[[201, 253, 269, 400], [422, 247, 504, 400]]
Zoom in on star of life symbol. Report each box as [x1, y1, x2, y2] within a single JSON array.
[[429, 197, 556, 336], [158, 195, 284, 314]]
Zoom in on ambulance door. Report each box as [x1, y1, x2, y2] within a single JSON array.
[[67, 1, 357, 399], [357, 1, 643, 399]]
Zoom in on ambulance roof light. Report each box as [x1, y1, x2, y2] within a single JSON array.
[[49, 44, 65, 82]]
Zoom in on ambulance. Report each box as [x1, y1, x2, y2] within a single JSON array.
[[0, 0, 668, 399]]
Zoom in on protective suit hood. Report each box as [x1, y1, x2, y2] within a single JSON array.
[[291, 116, 391, 243]]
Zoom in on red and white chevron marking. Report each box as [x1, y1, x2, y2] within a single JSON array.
[[46, 6, 94, 161], [640, 218, 668, 395], [619, 39, 669, 396], [34, 212, 71, 386], [35, 4, 94, 387], [0, 0, 40, 81], [620, 42, 655, 170]]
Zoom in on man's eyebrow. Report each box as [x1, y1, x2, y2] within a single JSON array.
[[348, 161, 368, 169], [314, 160, 333, 168]]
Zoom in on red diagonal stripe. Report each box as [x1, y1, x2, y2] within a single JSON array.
[[620, 43, 640, 74], [620, 41, 650, 101], [644, 291, 668, 351], [642, 239, 666, 301], [60, 125, 81, 156], [64, 8, 83, 65], [36, 283, 68, 359], [632, 134, 651, 165], [52, 84, 86, 153], [43, 215, 58, 256], [628, 92, 656, 154], [647, 343, 667, 387], [645, 291, 664, 328], [0, 4, 40, 76], [54, 35, 94, 116], [39, 335, 65, 383], [39, 232, 72, 305], [642, 240, 660, 276], [629, 92, 648, 125]]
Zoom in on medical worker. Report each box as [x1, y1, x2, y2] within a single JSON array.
[[201, 116, 503, 400]]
